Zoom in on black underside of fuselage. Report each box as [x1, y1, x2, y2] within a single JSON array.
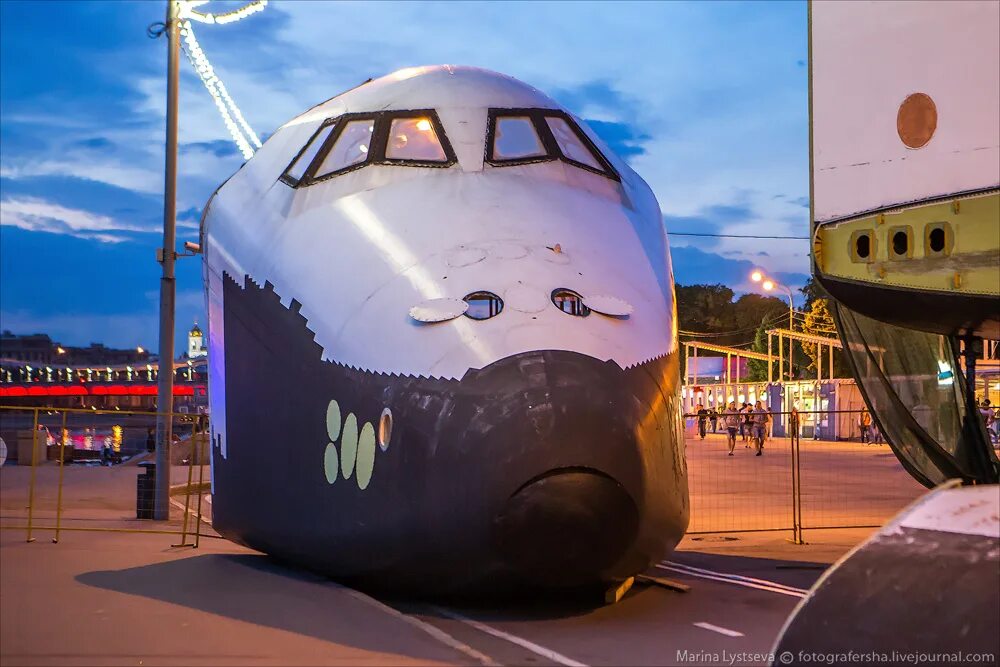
[[212, 273, 689, 597], [818, 274, 1000, 339]]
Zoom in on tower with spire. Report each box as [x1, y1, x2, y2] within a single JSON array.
[[188, 323, 207, 359]]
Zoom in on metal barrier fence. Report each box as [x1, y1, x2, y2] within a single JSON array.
[[684, 408, 927, 542], [1, 404, 927, 549], [0, 406, 216, 547]]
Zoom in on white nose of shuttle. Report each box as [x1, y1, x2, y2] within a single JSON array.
[[278, 171, 670, 380]]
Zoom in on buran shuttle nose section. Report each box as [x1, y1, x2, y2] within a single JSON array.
[[202, 65, 689, 596]]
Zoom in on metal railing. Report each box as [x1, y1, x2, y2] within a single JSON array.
[[0, 405, 216, 547], [684, 408, 927, 543], [2, 404, 930, 550]]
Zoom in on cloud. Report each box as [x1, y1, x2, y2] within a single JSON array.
[[672, 244, 809, 297], [0, 196, 156, 241], [1, 288, 204, 349], [181, 140, 240, 158], [585, 120, 650, 160], [0, 159, 162, 195], [73, 137, 115, 151]]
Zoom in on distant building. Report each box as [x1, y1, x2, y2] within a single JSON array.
[[0, 330, 150, 366], [187, 324, 207, 359], [685, 356, 748, 385], [0, 328, 208, 412]]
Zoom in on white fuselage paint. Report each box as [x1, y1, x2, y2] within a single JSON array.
[[811, 1, 1000, 222], [202, 66, 676, 461]]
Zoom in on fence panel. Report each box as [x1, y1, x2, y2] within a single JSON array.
[[0, 406, 214, 544], [796, 432, 926, 530], [684, 408, 929, 537], [685, 418, 794, 534]]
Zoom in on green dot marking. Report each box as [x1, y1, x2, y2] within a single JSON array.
[[326, 400, 342, 441], [323, 442, 338, 484], [356, 422, 376, 490], [340, 413, 358, 479]]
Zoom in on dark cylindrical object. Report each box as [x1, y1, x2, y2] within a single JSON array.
[[154, 0, 181, 520], [136, 462, 156, 520]]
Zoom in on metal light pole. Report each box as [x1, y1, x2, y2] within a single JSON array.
[[751, 270, 797, 381], [154, 0, 180, 520], [775, 283, 795, 381]]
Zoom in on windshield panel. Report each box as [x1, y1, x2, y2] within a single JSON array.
[[315, 120, 374, 177], [494, 116, 546, 159], [386, 117, 447, 162], [284, 123, 336, 183], [545, 116, 602, 171]]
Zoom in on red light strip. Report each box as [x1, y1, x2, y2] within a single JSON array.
[[0, 384, 202, 397]]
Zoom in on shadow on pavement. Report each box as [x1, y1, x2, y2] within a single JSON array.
[[76, 553, 464, 662]]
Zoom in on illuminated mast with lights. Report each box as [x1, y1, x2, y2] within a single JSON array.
[[153, 0, 266, 519]]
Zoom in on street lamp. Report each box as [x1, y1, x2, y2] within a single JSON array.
[[751, 270, 794, 330], [751, 269, 797, 383]]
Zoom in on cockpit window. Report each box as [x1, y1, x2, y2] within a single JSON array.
[[493, 116, 546, 160], [486, 109, 619, 181], [314, 119, 374, 178], [281, 109, 456, 188], [545, 116, 603, 171], [386, 117, 448, 161], [283, 123, 336, 184]]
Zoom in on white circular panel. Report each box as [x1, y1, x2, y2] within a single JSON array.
[[446, 247, 487, 267], [504, 285, 548, 313], [490, 243, 528, 260], [585, 294, 634, 317], [410, 298, 469, 323]]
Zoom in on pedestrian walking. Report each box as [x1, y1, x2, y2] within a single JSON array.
[[979, 400, 997, 443], [723, 401, 740, 455], [859, 407, 872, 444], [696, 403, 708, 440], [709, 407, 719, 434], [790, 406, 801, 441], [753, 401, 769, 456], [742, 403, 753, 446]]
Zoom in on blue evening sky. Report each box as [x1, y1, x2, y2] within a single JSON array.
[[0, 1, 809, 350]]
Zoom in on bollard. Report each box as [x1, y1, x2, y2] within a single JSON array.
[[136, 462, 156, 520]]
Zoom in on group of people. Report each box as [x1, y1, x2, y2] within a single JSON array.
[[695, 401, 771, 456]]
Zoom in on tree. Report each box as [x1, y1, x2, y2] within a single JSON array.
[[676, 284, 790, 381], [675, 284, 736, 337], [800, 296, 849, 377], [745, 317, 771, 381], [675, 284, 787, 347], [800, 276, 825, 310]]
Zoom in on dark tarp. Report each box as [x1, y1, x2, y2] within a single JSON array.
[[832, 301, 998, 487]]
